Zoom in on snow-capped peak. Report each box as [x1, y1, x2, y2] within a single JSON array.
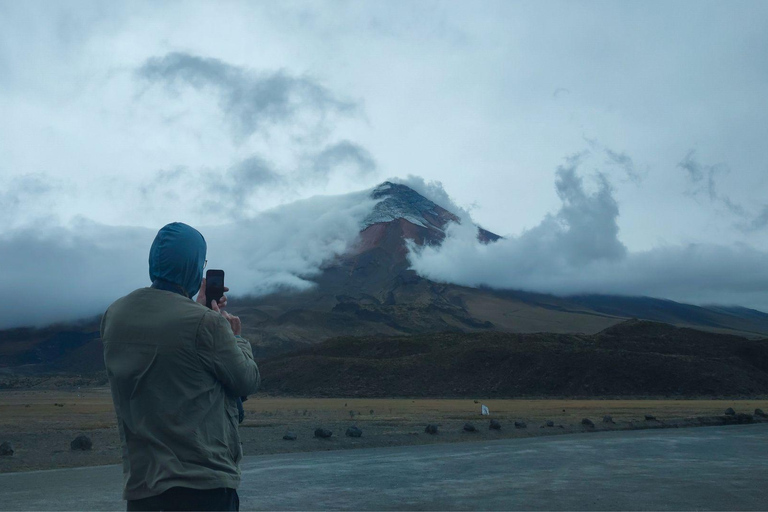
[[362, 181, 459, 231]]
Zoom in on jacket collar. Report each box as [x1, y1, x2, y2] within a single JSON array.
[[150, 279, 191, 299]]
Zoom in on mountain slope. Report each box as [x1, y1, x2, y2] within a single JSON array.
[[258, 320, 768, 397]]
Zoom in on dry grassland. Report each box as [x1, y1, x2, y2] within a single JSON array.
[[242, 396, 768, 424], [1, 388, 767, 473]]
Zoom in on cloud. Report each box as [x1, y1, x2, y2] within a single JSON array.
[[677, 151, 768, 231], [604, 149, 642, 184], [0, 221, 153, 328], [749, 206, 768, 231], [679, 150, 724, 202], [207, 190, 376, 295], [202, 156, 283, 218], [678, 150, 747, 217], [133, 53, 377, 221], [584, 138, 645, 184], [139, 143, 377, 222], [390, 175, 474, 224], [310, 140, 376, 179], [137, 52, 357, 142], [0, 174, 52, 207], [0, 174, 62, 228], [408, 159, 768, 311], [0, 190, 376, 329]]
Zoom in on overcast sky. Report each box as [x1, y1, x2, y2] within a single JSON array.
[[1, 1, 767, 327]]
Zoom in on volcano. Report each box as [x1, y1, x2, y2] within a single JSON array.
[[228, 181, 768, 358], [3, 180, 768, 374]]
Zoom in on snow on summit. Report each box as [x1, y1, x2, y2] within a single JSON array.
[[363, 181, 460, 231]]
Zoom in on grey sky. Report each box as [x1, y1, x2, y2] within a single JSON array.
[[1, 1, 767, 327]]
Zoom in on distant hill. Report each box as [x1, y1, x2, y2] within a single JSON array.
[[258, 320, 768, 398]]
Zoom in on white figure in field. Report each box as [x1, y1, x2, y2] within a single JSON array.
[[481, 404, 490, 415]]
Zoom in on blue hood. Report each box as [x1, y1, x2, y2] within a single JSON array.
[[148, 223, 207, 298]]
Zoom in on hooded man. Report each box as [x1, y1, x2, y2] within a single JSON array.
[[101, 222, 260, 511]]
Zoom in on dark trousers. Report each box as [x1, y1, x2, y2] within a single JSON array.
[[127, 487, 239, 511]]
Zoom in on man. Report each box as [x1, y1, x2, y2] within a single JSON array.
[[101, 222, 260, 511]]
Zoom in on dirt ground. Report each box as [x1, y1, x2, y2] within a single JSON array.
[[1, 388, 767, 473]]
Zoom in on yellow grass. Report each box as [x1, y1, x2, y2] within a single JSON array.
[[2, 389, 766, 431], [244, 397, 768, 424]]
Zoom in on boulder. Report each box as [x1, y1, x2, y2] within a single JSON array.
[[489, 419, 502, 430], [736, 413, 754, 424], [463, 423, 477, 432], [755, 408, 766, 418], [581, 418, 595, 428], [314, 428, 332, 439], [424, 424, 439, 435], [645, 415, 657, 421], [514, 421, 527, 429], [345, 426, 363, 438], [0, 441, 13, 456], [546, 420, 555, 427], [724, 407, 736, 416], [283, 432, 297, 441], [603, 415, 614, 424], [70, 434, 92, 451]]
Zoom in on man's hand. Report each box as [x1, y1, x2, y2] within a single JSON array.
[[212, 299, 242, 336], [196, 278, 230, 309]]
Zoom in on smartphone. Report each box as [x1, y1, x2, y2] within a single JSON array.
[[205, 269, 225, 309]]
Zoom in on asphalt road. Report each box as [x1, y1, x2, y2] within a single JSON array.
[[1, 424, 766, 511]]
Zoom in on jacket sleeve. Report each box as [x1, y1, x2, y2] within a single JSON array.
[[195, 311, 261, 397]]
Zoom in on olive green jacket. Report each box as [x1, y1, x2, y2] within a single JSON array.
[[101, 287, 260, 501]]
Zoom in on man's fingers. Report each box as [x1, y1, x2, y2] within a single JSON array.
[[196, 278, 207, 305], [231, 315, 242, 336], [211, 299, 220, 312], [223, 286, 230, 292]]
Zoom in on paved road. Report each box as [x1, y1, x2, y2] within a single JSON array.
[[1, 424, 767, 511]]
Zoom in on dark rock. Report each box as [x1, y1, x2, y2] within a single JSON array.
[[736, 413, 754, 424], [463, 423, 477, 432], [424, 424, 439, 435], [70, 434, 92, 451], [489, 419, 502, 430], [514, 421, 527, 429], [645, 415, 657, 421], [283, 432, 297, 441], [581, 418, 595, 428], [546, 420, 555, 427], [0, 441, 13, 456], [724, 407, 736, 416], [603, 415, 614, 424], [314, 428, 332, 439], [755, 408, 766, 417], [698, 416, 727, 426], [345, 426, 363, 438]]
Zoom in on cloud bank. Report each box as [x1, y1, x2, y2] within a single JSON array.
[[408, 159, 768, 312], [3, 164, 768, 330], [0, 191, 376, 329]]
